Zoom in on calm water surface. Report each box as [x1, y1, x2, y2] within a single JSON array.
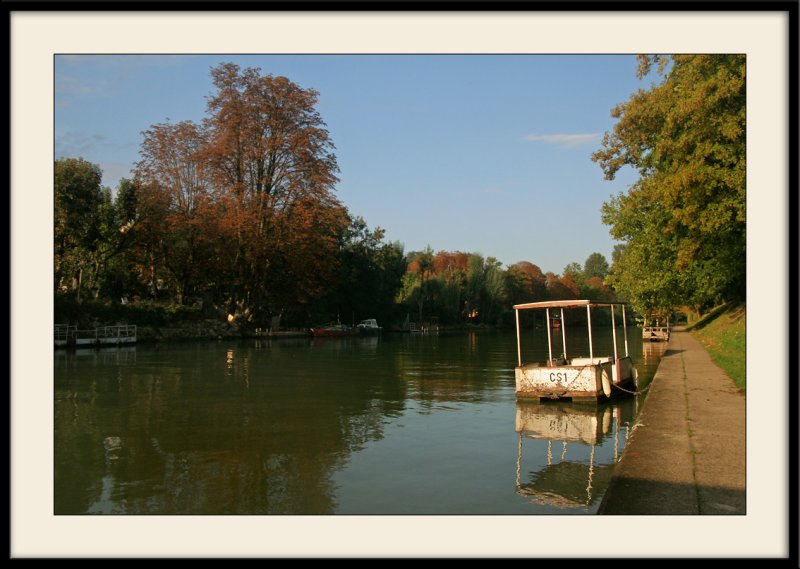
[[54, 328, 665, 514]]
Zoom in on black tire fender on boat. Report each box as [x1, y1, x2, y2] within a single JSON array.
[[601, 368, 612, 398]]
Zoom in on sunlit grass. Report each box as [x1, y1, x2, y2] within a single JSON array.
[[688, 303, 746, 391]]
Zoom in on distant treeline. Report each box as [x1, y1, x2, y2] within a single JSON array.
[[55, 154, 619, 331]]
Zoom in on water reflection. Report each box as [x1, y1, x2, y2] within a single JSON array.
[[514, 400, 627, 511], [55, 331, 660, 515], [642, 339, 668, 360], [55, 340, 406, 514], [395, 332, 512, 405]]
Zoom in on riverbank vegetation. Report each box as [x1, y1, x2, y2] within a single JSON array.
[[55, 63, 621, 333], [687, 303, 746, 391]]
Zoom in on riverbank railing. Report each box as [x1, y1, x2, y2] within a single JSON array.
[[56, 324, 137, 348], [54, 324, 77, 347]]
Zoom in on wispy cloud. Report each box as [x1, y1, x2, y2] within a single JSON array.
[[55, 131, 137, 160], [55, 131, 108, 158], [523, 133, 600, 148], [56, 55, 189, 104], [56, 74, 110, 98]]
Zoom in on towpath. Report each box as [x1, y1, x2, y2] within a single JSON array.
[[598, 327, 746, 515]]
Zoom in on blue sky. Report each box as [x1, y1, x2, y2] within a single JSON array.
[[55, 54, 644, 274]]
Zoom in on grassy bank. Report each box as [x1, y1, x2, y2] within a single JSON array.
[[686, 302, 745, 391]]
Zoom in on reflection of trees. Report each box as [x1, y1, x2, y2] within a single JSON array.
[[394, 333, 511, 405], [54, 341, 407, 514]]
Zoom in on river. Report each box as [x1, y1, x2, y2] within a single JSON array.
[[54, 327, 665, 515]]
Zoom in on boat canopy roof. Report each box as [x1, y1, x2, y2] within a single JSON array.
[[513, 299, 627, 310]]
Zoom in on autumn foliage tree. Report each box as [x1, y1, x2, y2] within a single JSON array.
[[128, 63, 348, 326], [505, 261, 547, 305], [204, 63, 346, 324], [134, 120, 217, 304]]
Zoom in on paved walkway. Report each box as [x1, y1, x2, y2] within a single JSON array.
[[598, 327, 746, 515]]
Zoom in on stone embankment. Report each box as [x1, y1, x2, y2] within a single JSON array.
[[134, 320, 309, 342], [134, 319, 237, 342]]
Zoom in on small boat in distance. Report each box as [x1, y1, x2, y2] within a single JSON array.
[[513, 300, 638, 402], [311, 320, 352, 337], [356, 318, 382, 335], [642, 316, 670, 342], [643, 326, 670, 342]]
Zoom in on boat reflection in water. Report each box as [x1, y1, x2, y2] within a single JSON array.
[[514, 400, 628, 511], [642, 339, 668, 361]]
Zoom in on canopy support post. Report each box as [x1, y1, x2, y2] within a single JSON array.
[[546, 308, 553, 365]]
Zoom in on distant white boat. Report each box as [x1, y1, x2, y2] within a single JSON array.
[[642, 317, 670, 342], [356, 318, 382, 335]]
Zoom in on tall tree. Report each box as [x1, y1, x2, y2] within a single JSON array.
[[583, 252, 610, 280], [135, 120, 215, 304], [399, 247, 436, 323], [54, 158, 104, 299], [202, 63, 346, 322], [593, 54, 745, 315]]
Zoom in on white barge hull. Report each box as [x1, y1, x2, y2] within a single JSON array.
[[515, 357, 635, 401]]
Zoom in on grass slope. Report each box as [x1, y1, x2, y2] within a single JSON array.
[[686, 303, 746, 391]]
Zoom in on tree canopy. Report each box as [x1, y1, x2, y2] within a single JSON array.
[[593, 54, 745, 316]]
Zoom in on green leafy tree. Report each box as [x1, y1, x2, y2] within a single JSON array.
[[561, 262, 585, 292], [54, 158, 105, 300], [583, 252, 610, 281], [593, 54, 745, 315], [399, 247, 436, 323], [482, 256, 507, 324], [316, 215, 405, 327]]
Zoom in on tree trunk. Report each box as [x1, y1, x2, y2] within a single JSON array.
[[75, 268, 83, 302]]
